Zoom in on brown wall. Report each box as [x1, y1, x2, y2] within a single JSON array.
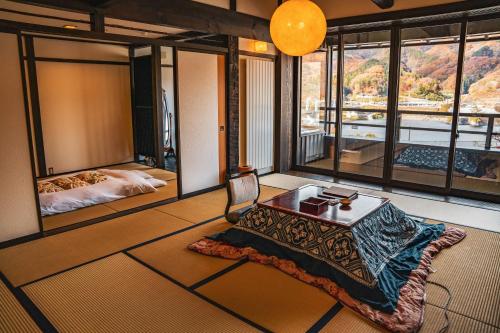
[[315, 0, 465, 19], [33, 39, 133, 175], [0, 32, 40, 242]]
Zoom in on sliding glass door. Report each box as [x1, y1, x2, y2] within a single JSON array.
[[297, 50, 329, 170], [451, 18, 500, 196], [339, 31, 391, 178], [295, 18, 499, 201], [392, 24, 461, 188]]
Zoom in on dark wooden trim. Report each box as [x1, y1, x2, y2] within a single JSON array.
[[161, 64, 174, 68], [383, 27, 400, 183], [16, 0, 271, 41], [333, 34, 343, 175], [229, 0, 237, 11], [0, 7, 89, 24], [29, 57, 129, 65], [42, 196, 178, 236], [16, 32, 44, 234], [238, 50, 277, 60], [445, 20, 467, 191], [129, 47, 139, 161], [172, 47, 183, 197], [273, 52, 282, 171], [175, 45, 228, 55], [226, 35, 239, 174], [0, 18, 229, 53], [24, 35, 47, 177], [22, 33, 127, 45], [36, 160, 136, 179], [291, 55, 300, 170], [327, 0, 500, 28], [371, 0, 393, 10], [151, 44, 165, 169], [90, 10, 105, 33], [179, 184, 225, 200]]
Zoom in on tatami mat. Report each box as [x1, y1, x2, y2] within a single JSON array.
[[319, 307, 385, 333], [42, 204, 118, 231], [129, 218, 236, 287], [104, 182, 178, 212], [22, 254, 258, 333], [425, 223, 500, 327], [0, 280, 40, 333], [197, 262, 337, 333], [0, 209, 191, 287], [155, 185, 286, 223], [319, 303, 500, 333], [419, 304, 499, 333], [106, 162, 152, 171], [144, 168, 177, 181]]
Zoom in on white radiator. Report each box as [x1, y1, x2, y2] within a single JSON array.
[[246, 58, 274, 173]]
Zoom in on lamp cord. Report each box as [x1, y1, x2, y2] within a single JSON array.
[[427, 280, 452, 333]]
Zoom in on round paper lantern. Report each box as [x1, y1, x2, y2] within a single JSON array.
[[270, 0, 327, 56]]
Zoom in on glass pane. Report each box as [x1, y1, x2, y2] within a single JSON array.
[[339, 31, 391, 178], [392, 24, 460, 187], [298, 51, 331, 169], [452, 18, 500, 195]]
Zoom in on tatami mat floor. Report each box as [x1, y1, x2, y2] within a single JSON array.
[[1, 180, 499, 332]]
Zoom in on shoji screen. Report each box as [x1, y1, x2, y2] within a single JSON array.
[[246, 58, 274, 173], [0, 33, 40, 242], [177, 51, 221, 195]]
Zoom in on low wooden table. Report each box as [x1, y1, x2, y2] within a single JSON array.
[[258, 184, 389, 228]]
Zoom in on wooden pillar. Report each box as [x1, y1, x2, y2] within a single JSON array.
[[90, 11, 105, 33], [226, 35, 239, 174], [275, 52, 294, 172], [151, 44, 165, 169]]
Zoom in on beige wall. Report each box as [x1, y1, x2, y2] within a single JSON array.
[[36, 62, 133, 174], [315, 0, 465, 19], [0, 32, 40, 242], [178, 51, 220, 194]]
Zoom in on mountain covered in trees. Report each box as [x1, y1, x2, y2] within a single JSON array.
[[343, 40, 499, 110]]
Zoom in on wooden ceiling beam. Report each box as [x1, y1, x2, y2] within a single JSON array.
[[11, 0, 271, 41]]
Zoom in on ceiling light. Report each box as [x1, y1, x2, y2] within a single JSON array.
[[270, 0, 326, 56], [62, 25, 78, 29]]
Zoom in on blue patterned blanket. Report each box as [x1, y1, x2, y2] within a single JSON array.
[[394, 146, 485, 177], [210, 203, 444, 313]]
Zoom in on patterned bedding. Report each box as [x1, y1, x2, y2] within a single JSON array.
[[38, 169, 167, 216]]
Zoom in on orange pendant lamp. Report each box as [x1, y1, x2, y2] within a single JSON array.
[[270, 0, 327, 56]]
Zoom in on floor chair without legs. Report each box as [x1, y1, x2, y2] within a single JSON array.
[[224, 169, 260, 224]]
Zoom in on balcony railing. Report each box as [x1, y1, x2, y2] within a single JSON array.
[[308, 107, 500, 151]]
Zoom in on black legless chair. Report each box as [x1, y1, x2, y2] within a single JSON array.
[[224, 169, 261, 224]]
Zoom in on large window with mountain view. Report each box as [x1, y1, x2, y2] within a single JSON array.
[[339, 31, 391, 178], [392, 24, 460, 187], [452, 18, 500, 195], [298, 51, 329, 169], [296, 18, 499, 200]]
